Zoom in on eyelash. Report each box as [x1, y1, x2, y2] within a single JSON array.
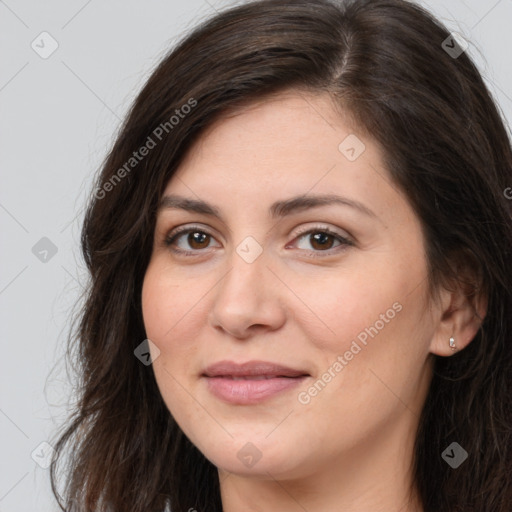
[[164, 224, 354, 258]]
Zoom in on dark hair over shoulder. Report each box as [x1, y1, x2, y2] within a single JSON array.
[[50, 1, 512, 511]]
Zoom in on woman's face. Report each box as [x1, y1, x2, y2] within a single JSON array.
[[142, 90, 442, 482]]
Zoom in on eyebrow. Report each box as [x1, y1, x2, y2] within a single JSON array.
[[159, 193, 378, 220]]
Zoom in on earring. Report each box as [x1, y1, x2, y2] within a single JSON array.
[[449, 336, 456, 351]]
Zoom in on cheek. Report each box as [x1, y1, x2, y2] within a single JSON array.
[[141, 259, 203, 344], [141, 259, 212, 382], [287, 264, 408, 351], [290, 261, 430, 406], [142, 263, 204, 419]]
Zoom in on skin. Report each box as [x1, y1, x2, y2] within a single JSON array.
[[141, 90, 484, 512]]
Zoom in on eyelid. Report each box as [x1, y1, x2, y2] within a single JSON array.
[[166, 223, 217, 240], [291, 223, 353, 243]]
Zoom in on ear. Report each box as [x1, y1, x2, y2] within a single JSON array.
[[429, 281, 487, 357]]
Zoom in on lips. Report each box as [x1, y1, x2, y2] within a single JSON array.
[[202, 360, 310, 404], [202, 360, 309, 379]]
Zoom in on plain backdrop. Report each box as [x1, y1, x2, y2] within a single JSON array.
[[1, 0, 511, 510]]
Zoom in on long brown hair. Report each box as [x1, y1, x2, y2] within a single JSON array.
[[50, 0, 512, 510]]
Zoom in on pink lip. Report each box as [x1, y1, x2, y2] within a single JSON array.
[[202, 360, 310, 405]]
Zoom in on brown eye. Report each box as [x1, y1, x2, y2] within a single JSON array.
[[309, 232, 335, 250], [293, 228, 351, 253], [165, 227, 220, 253], [187, 231, 211, 249]]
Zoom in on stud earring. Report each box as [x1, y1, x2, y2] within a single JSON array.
[[449, 336, 456, 351]]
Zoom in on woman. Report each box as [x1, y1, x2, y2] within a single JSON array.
[[50, 0, 512, 510]]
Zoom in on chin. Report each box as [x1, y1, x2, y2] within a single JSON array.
[[196, 435, 310, 480]]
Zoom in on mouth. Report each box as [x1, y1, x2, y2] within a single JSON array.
[[202, 360, 310, 405], [202, 359, 309, 378], [221, 375, 298, 380]]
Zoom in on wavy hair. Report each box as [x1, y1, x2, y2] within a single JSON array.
[[50, 0, 512, 510]]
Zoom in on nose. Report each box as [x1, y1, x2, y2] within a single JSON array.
[[208, 247, 287, 339]]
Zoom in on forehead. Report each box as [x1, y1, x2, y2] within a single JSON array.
[[167, 90, 382, 193]]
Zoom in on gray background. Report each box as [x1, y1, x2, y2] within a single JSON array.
[[1, 0, 511, 510]]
